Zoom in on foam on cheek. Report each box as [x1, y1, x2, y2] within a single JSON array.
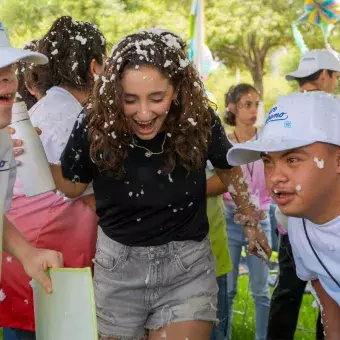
[[313, 157, 324, 169]]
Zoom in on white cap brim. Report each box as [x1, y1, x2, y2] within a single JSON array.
[[285, 65, 340, 81], [0, 47, 48, 68], [227, 138, 314, 166], [285, 69, 319, 81]]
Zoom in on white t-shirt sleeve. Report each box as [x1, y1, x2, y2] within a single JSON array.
[[288, 220, 318, 281], [30, 94, 83, 164]]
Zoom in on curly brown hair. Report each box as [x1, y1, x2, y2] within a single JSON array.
[[86, 29, 213, 176], [26, 16, 106, 94]]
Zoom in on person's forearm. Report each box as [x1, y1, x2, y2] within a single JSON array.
[[3, 215, 34, 263], [50, 164, 85, 198], [206, 175, 228, 197], [215, 167, 253, 214]]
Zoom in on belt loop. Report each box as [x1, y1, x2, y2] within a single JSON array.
[[169, 241, 174, 258], [122, 244, 129, 262]]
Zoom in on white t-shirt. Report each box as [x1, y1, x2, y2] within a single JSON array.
[[288, 216, 340, 305], [14, 86, 93, 197], [0, 129, 16, 211], [30, 86, 83, 164]]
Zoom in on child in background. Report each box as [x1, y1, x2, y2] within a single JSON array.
[[223, 84, 272, 340]]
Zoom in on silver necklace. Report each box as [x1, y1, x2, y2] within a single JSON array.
[[132, 134, 167, 158]]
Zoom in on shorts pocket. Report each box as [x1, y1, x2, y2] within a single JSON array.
[[175, 240, 211, 273], [94, 248, 123, 272]]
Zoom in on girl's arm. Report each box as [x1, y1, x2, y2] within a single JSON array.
[[50, 164, 89, 198], [206, 175, 228, 197], [215, 166, 271, 257]]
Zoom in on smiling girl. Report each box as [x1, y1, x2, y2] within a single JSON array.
[[51, 30, 270, 340]]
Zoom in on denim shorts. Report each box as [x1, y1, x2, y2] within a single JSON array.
[[94, 228, 218, 340]]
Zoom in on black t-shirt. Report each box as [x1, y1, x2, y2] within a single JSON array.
[[60, 111, 233, 246]]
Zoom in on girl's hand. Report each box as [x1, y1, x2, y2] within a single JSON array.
[[8, 126, 42, 160]]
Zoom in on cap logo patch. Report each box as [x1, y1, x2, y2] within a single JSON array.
[[265, 106, 288, 125]]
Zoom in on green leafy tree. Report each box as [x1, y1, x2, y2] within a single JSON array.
[[205, 0, 340, 98]]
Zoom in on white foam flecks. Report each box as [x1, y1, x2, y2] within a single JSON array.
[[73, 175, 80, 182], [313, 157, 324, 169], [187, 118, 197, 126], [111, 131, 116, 139], [51, 49, 58, 55], [72, 62, 78, 71], [129, 192, 133, 197], [164, 34, 181, 49], [6, 256, 12, 263], [193, 81, 199, 87], [110, 74, 116, 82], [109, 100, 114, 105], [0, 289, 6, 302], [179, 58, 189, 68], [296, 184, 302, 191], [52, 41, 57, 47], [168, 174, 173, 183], [141, 189, 144, 195], [173, 209, 177, 213], [228, 184, 236, 195], [100, 76, 109, 95], [188, 202, 193, 207], [104, 122, 109, 129], [75, 35, 87, 45], [157, 170, 162, 175], [164, 60, 172, 68], [137, 218, 141, 222]]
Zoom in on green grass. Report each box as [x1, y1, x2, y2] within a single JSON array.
[[0, 276, 317, 340], [231, 275, 318, 340]]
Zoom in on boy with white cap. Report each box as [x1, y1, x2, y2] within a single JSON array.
[[286, 49, 340, 93], [0, 21, 63, 294], [268, 48, 340, 340], [227, 91, 340, 338]]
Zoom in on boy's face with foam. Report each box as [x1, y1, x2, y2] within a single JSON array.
[[261, 142, 340, 224], [0, 65, 17, 129]]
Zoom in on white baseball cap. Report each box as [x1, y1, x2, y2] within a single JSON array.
[[227, 92, 340, 166], [285, 49, 340, 81], [0, 21, 48, 69]]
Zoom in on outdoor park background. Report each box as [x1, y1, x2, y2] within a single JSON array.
[[1, 0, 339, 338]]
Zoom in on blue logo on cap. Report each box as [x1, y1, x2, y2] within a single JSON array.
[[265, 106, 288, 125]]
